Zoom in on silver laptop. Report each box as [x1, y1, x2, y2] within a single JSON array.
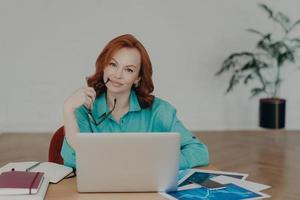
[[75, 132, 180, 192]]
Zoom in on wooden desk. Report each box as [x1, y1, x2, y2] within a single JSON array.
[[45, 166, 214, 200], [1, 131, 300, 199], [46, 177, 165, 200], [196, 131, 300, 200]]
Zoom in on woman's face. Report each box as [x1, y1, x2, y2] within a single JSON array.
[[103, 47, 141, 95]]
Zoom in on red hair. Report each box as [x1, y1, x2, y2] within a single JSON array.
[[87, 34, 154, 108]]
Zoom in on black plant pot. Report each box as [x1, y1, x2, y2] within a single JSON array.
[[259, 98, 286, 129]]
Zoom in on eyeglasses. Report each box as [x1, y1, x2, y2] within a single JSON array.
[[93, 78, 110, 91], [87, 98, 117, 126], [86, 78, 116, 131]]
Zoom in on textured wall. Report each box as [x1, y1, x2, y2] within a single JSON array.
[[1, 0, 299, 132]]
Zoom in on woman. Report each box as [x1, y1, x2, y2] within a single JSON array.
[[61, 34, 209, 170]]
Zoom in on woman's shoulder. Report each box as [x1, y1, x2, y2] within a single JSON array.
[[151, 96, 176, 112], [150, 97, 178, 128]]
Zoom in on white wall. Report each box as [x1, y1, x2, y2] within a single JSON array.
[[0, 0, 299, 132]]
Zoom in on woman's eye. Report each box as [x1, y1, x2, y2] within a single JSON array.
[[109, 62, 117, 67], [125, 68, 134, 73]]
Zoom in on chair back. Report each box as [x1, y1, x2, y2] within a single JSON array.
[[48, 126, 65, 164]]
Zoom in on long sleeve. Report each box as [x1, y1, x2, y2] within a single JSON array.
[[153, 100, 209, 170], [61, 106, 92, 168], [173, 118, 209, 169]]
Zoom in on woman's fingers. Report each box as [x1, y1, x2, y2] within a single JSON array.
[[86, 87, 96, 97], [83, 87, 96, 110], [83, 97, 93, 110], [64, 86, 97, 112], [84, 89, 96, 102]]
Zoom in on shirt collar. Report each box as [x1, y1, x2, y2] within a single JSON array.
[[129, 90, 141, 112], [92, 90, 141, 120]]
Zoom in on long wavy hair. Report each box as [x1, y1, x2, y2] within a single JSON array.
[[87, 34, 154, 108]]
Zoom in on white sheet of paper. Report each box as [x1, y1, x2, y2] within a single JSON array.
[[31, 162, 73, 183], [211, 175, 271, 192], [0, 161, 38, 173]]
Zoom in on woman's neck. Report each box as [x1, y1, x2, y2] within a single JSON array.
[[106, 90, 130, 111]]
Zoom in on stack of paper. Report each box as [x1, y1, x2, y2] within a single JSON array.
[[0, 170, 49, 200], [161, 169, 271, 200], [0, 161, 73, 183], [0, 161, 73, 200], [0, 171, 44, 195]]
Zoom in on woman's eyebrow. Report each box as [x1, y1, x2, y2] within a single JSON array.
[[111, 58, 119, 64], [126, 65, 137, 68], [112, 57, 137, 68]]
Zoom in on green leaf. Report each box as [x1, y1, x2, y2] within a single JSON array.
[[244, 74, 253, 85], [269, 41, 295, 66], [258, 4, 290, 33], [264, 80, 272, 85], [277, 51, 295, 66], [257, 34, 272, 52], [269, 41, 295, 64], [251, 88, 265, 97], [254, 69, 267, 91], [274, 12, 290, 33], [241, 59, 257, 71], [290, 38, 300, 43], [228, 52, 254, 59], [293, 18, 300, 27], [247, 29, 265, 37], [275, 78, 282, 87], [240, 62, 252, 71], [256, 60, 269, 69], [216, 58, 233, 76], [226, 74, 237, 93], [289, 18, 300, 31], [277, 12, 290, 24], [290, 38, 300, 48], [258, 3, 273, 18], [216, 52, 254, 75]]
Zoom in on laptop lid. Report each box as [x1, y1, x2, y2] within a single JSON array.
[[75, 132, 180, 192]]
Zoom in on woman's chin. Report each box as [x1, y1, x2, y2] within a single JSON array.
[[107, 86, 130, 94]]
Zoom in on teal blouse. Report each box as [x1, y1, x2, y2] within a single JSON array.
[[61, 90, 209, 170]]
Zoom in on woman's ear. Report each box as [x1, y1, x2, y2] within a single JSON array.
[[134, 77, 141, 84], [134, 77, 141, 87]]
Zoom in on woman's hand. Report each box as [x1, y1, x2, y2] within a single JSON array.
[[64, 87, 96, 112]]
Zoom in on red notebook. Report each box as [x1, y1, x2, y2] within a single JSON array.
[[0, 171, 44, 195]]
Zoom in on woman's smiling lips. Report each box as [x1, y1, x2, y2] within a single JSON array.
[[110, 80, 123, 87]]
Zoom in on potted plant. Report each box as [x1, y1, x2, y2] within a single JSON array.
[[216, 3, 300, 129]]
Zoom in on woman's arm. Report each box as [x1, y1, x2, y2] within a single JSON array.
[[172, 117, 209, 169], [63, 87, 96, 149], [154, 100, 209, 169], [63, 105, 80, 149], [61, 87, 96, 168]]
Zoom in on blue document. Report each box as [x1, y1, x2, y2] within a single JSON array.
[[164, 183, 268, 200]]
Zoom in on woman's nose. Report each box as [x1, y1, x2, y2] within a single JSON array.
[[114, 67, 123, 78]]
